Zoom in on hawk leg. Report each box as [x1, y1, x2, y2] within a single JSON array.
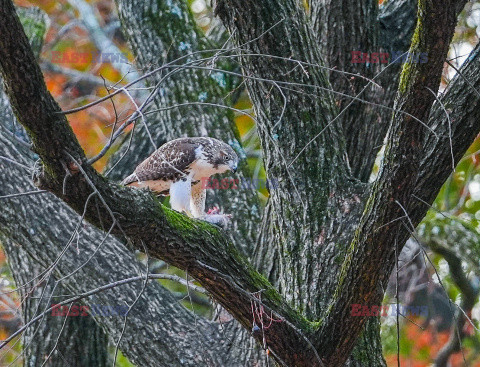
[[190, 181, 206, 218], [169, 178, 192, 216]]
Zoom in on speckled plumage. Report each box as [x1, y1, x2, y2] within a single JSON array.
[[122, 137, 238, 218]]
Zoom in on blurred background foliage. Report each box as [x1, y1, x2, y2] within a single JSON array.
[[1, 0, 480, 365]]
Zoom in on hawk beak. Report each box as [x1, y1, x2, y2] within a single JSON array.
[[231, 164, 237, 173]]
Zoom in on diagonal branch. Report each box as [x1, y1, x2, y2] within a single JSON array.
[[414, 41, 480, 214], [0, 129, 231, 366], [0, 8, 110, 367], [0, 11, 231, 362]]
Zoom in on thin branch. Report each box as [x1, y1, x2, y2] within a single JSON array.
[[0, 273, 207, 350], [0, 190, 47, 200]]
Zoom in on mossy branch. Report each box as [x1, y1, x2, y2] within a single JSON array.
[[316, 0, 469, 365]]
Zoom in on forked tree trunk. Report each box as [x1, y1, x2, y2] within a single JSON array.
[[1, 0, 480, 366]]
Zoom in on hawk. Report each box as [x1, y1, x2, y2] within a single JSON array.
[[122, 137, 238, 220]]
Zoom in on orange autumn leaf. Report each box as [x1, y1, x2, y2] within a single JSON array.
[[417, 329, 433, 348], [45, 73, 68, 96]]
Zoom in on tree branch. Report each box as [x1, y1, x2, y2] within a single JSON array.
[[0, 115, 232, 366], [316, 1, 469, 365], [414, 41, 480, 213], [1, 8, 110, 367], [426, 235, 479, 366]]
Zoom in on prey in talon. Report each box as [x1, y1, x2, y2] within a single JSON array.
[[121, 137, 238, 225]]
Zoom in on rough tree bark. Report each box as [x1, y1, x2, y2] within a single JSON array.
[[0, 101, 236, 367], [112, 0, 380, 363], [5, 239, 109, 367], [1, 0, 480, 366], [313, 0, 418, 182]]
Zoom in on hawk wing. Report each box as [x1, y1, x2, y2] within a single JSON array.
[[122, 138, 200, 185]]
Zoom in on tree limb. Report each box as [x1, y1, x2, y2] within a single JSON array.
[[431, 244, 479, 366], [0, 116, 232, 366], [317, 1, 469, 365], [1, 8, 110, 367]]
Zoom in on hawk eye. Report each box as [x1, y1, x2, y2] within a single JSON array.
[[224, 155, 230, 162]]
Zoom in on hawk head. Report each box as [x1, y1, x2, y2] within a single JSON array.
[[208, 143, 239, 173]]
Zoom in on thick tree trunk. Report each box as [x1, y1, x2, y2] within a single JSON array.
[[1, 0, 480, 366]]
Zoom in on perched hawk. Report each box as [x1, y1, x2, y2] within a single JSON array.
[[122, 137, 238, 219]]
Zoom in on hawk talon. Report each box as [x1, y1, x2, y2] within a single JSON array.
[[206, 206, 220, 215], [201, 213, 232, 228]]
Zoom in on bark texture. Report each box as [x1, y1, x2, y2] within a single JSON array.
[[0, 5, 243, 367], [5, 239, 109, 367], [1, 0, 480, 366], [0, 114, 235, 367], [313, 0, 418, 182]]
